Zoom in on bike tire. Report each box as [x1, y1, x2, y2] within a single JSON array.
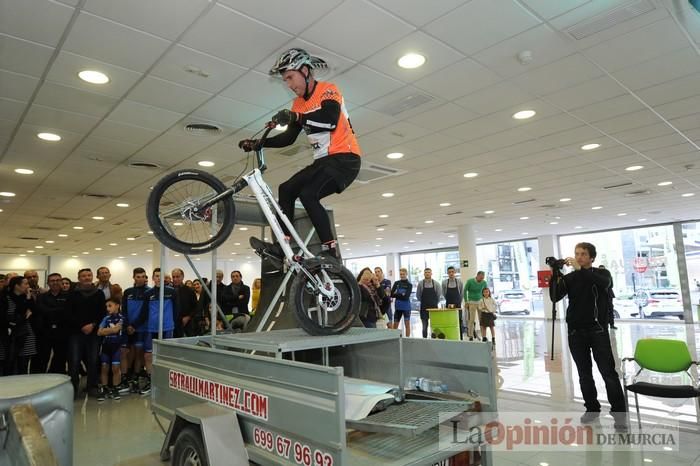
[[147, 169, 235, 255], [289, 258, 360, 336]]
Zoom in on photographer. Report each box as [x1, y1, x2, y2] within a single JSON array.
[[549, 242, 627, 429]]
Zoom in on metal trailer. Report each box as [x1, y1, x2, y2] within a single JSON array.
[[152, 328, 497, 466]]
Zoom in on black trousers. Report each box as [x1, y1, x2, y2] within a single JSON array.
[[68, 333, 99, 394], [568, 326, 627, 412], [419, 309, 429, 338], [278, 154, 360, 243], [31, 330, 68, 374]]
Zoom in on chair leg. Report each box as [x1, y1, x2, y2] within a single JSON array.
[[634, 392, 641, 429]]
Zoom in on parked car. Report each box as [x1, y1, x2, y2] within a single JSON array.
[[613, 289, 683, 320], [496, 290, 532, 315]]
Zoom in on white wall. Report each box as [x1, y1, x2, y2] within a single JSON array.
[[0, 253, 261, 288]]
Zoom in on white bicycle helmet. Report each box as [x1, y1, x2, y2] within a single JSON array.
[[269, 48, 328, 76]]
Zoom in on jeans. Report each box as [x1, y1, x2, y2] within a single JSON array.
[[568, 326, 627, 412], [68, 332, 100, 395]]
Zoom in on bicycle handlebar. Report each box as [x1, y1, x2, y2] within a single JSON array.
[[254, 126, 274, 173]]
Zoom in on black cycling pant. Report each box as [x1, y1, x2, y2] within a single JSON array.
[[278, 154, 360, 243]]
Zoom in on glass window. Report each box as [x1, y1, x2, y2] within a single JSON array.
[[559, 224, 684, 320], [682, 221, 700, 314], [344, 255, 387, 279], [476, 240, 541, 317]]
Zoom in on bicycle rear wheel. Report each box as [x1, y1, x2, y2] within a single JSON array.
[[146, 169, 235, 255], [289, 258, 360, 335]]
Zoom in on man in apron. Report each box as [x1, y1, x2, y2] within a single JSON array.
[[416, 268, 441, 339], [442, 266, 464, 339]]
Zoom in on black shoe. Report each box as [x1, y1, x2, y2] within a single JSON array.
[[111, 387, 121, 400], [611, 412, 628, 431], [115, 381, 130, 395], [482, 337, 488, 342], [610, 325, 618, 330], [139, 377, 151, 395], [95, 386, 106, 402], [580, 411, 601, 424], [250, 237, 285, 263]]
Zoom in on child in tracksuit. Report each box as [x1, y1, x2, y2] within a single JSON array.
[[97, 297, 124, 401]]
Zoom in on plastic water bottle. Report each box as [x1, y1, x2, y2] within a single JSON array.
[[405, 376, 419, 390]]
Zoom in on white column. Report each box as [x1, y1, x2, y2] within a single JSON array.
[[538, 235, 560, 320], [386, 252, 400, 282], [458, 224, 477, 279]]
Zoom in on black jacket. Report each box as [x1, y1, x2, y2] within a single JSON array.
[[220, 283, 251, 316], [550, 267, 612, 329], [67, 286, 106, 334], [36, 290, 70, 335], [174, 285, 198, 321]]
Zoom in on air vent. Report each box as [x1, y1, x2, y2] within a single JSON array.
[[513, 198, 536, 205], [539, 204, 557, 209], [565, 0, 655, 40], [445, 211, 463, 216], [82, 193, 112, 199], [47, 215, 79, 221], [376, 92, 435, 116], [354, 163, 406, 184], [602, 182, 634, 190], [472, 215, 487, 219], [184, 123, 221, 136], [31, 226, 58, 231], [129, 161, 161, 169], [625, 189, 651, 197], [19, 236, 40, 241]]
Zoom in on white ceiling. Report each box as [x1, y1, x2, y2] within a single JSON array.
[[1, 0, 700, 261]]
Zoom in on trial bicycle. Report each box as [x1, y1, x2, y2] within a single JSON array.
[[145, 126, 360, 335]]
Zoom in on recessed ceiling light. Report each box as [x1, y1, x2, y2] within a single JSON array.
[[559, 198, 572, 202], [617, 213, 627, 216], [341, 243, 348, 246], [0, 209, 3, 213], [682, 193, 695, 197], [581, 143, 600, 151], [643, 460, 652, 464], [147, 231, 153, 235], [591, 206, 603, 210], [198, 161, 215, 167], [574, 226, 583, 229], [239, 227, 248, 231], [376, 237, 383, 240], [484, 210, 495, 214], [447, 234, 455, 238], [94, 247, 102, 251], [0, 192, 16, 197], [512, 110, 536, 120], [403, 246, 409, 249], [476, 237, 483, 241], [82, 251, 89, 255], [424, 220, 434, 224], [377, 227, 385, 232], [146, 249, 152, 252], [408, 240, 415, 243], [495, 229, 503, 232], [520, 216, 529, 220], [73, 226, 84, 230], [657, 181, 672, 186], [550, 221, 558, 225], [625, 165, 644, 171], [439, 202, 451, 207], [172, 222, 183, 227], [45, 240, 54, 244], [382, 192, 394, 198], [416, 232, 423, 235], [78, 70, 110, 84], [334, 223, 340, 227], [37, 132, 61, 142], [72, 255, 79, 258], [126, 237, 136, 240], [91, 216, 104, 220], [35, 246, 44, 249], [109, 243, 117, 246], [338, 234, 345, 238], [638, 218, 647, 222], [379, 214, 389, 218], [517, 187, 532, 192], [172, 254, 179, 258], [386, 152, 404, 159], [131, 253, 138, 256], [397, 53, 426, 69], [463, 172, 478, 178], [522, 232, 529, 235], [14, 168, 34, 175], [58, 234, 68, 237], [26, 250, 35, 253], [116, 202, 129, 207]]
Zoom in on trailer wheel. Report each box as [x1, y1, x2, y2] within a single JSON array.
[[172, 426, 208, 466]]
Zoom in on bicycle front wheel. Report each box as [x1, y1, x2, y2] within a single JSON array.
[[146, 169, 235, 255], [289, 258, 360, 335]]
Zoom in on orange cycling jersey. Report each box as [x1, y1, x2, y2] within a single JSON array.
[[291, 81, 361, 159]]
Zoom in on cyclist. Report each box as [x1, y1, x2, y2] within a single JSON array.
[[239, 48, 361, 263]]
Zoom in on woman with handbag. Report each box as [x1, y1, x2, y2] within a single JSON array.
[[477, 287, 497, 347], [357, 268, 382, 328]]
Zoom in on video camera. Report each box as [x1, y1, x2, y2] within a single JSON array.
[[545, 256, 567, 270]]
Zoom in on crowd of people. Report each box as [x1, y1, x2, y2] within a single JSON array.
[[0, 267, 260, 401], [355, 266, 497, 345]]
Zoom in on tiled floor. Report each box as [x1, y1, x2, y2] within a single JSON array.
[[73, 318, 700, 465]]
